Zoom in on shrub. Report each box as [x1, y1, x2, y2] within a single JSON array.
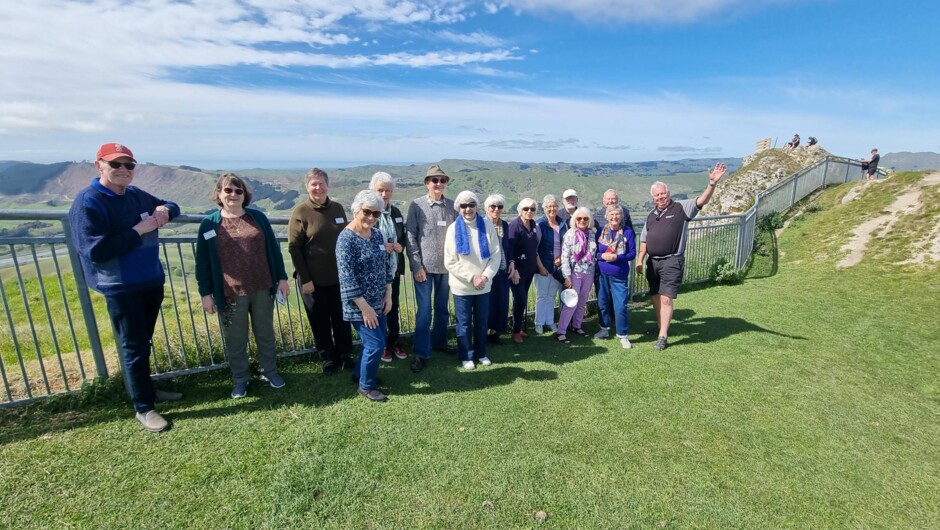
[[805, 203, 824, 213], [757, 211, 784, 232], [710, 257, 744, 284]]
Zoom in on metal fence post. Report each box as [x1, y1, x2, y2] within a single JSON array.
[[61, 218, 109, 379]]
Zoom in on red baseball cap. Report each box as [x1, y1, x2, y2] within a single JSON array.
[[96, 143, 136, 162]]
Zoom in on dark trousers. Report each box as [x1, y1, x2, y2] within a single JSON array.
[[488, 269, 510, 333], [105, 286, 164, 414], [510, 270, 535, 333], [386, 275, 402, 347], [303, 283, 352, 364]]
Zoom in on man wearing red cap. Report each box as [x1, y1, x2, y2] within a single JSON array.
[[68, 143, 180, 433]]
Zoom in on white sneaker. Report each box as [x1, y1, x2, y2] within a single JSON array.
[[479, 357, 492, 366], [594, 327, 609, 339], [619, 336, 632, 349], [547, 324, 557, 333], [534, 324, 544, 334], [462, 360, 476, 370], [135, 410, 169, 433]]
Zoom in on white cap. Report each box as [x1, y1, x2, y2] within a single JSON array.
[[562, 189, 578, 199], [560, 288, 578, 308]]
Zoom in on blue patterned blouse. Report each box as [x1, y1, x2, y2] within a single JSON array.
[[336, 227, 395, 322]]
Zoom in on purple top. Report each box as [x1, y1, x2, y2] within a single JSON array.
[[596, 225, 637, 278], [507, 217, 540, 275]]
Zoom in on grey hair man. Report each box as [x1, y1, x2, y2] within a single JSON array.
[[636, 163, 726, 350], [593, 189, 633, 231]]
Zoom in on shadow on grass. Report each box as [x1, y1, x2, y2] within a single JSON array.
[[668, 314, 806, 347]]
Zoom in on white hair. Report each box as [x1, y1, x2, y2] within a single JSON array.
[[351, 190, 384, 214], [542, 194, 558, 208], [484, 193, 506, 209], [369, 171, 394, 191], [453, 190, 480, 211], [651, 181, 669, 195], [517, 197, 538, 215], [572, 206, 593, 223]]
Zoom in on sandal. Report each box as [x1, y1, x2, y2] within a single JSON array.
[[555, 333, 571, 344], [572, 328, 589, 337]]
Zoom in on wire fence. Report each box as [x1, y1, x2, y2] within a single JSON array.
[[0, 156, 882, 406]]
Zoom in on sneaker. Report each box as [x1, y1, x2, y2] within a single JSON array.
[[322, 359, 338, 375], [231, 381, 249, 399], [462, 360, 476, 370], [594, 327, 610, 339], [619, 337, 632, 349], [534, 324, 544, 334], [358, 387, 388, 402], [411, 357, 427, 373], [655, 336, 668, 351], [547, 324, 557, 333], [393, 344, 408, 360], [135, 410, 169, 433], [155, 389, 183, 402], [263, 372, 286, 389], [479, 357, 492, 366], [381, 348, 393, 363]]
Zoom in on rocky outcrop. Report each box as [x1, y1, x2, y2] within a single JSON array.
[[700, 145, 830, 217]]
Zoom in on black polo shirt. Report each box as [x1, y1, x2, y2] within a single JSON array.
[[640, 199, 700, 258]]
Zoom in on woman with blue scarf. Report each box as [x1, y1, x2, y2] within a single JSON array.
[[444, 190, 502, 370]]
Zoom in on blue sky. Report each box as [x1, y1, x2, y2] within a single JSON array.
[[0, 0, 937, 168]]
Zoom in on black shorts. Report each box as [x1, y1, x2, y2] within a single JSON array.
[[646, 255, 684, 299]]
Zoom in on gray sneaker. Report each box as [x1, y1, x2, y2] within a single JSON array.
[[155, 389, 183, 402], [263, 372, 286, 389], [593, 327, 610, 339], [655, 336, 668, 351], [358, 387, 388, 402], [135, 410, 169, 433], [231, 381, 249, 399]]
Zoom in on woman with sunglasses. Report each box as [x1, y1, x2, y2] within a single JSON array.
[[336, 190, 395, 402], [556, 207, 597, 344], [534, 194, 567, 334], [596, 204, 637, 349], [196, 173, 290, 398], [444, 191, 501, 370], [484, 194, 510, 344], [507, 197, 549, 343]]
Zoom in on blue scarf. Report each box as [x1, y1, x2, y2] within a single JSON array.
[[455, 214, 491, 259]]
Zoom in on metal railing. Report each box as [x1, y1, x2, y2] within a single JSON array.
[[0, 156, 881, 406]]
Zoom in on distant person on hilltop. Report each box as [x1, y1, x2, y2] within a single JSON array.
[[636, 162, 727, 351], [68, 142, 181, 433], [786, 134, 800, 149], [806, 136, 818, 148], [861, 148, 880, 181]]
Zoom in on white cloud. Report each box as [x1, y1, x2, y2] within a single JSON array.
[[495, 0, 784, 23]]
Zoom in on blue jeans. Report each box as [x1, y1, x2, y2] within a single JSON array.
[[413, 272, 450, 359], [453, 293, 490, 363], [353, 315, 386, 391], [105, 286, 164, 413], [597, 273, 631, 337]]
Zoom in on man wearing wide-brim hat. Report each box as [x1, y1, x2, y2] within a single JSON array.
[[404, 164, 457, 372]]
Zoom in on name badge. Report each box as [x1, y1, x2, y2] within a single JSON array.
[[665, 215, 675, 219], [335, 217, 345, 224], [140, 212, 150, 220], [203, 229, 217, 240], [395, 217, 404, 223], [437, 221, 447, 227]]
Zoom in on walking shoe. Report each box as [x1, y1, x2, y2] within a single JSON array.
[[231, 381, 249, 399], [462, 360, 476, 370], [381, 348, 393, 363], [594, 327, 609, 339], [263, 372, 286, 389], [619, 337, 633, 349], [547, 324, 557, 333], [534, 324, 544, 334], [479, 357, 492, 366], [135, 410, 169, 433], [410, 357, 427, 373], [322, 359, 338, 375], [512, 332, 524, 344], [358, 387, 388, 402], [155, 389, 183, 402], [393, 344, 408, 360], [655, 336, 668, 351]]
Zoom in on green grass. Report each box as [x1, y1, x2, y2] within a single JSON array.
[[1, 174, 939, 528]]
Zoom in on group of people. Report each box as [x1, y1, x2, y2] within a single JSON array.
[[69, 141, 726, 432], [785, 134, 818, 149]]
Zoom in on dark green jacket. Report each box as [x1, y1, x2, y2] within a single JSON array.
[[195, 208, 288, 312]]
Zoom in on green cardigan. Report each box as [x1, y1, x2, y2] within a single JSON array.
[[195, 208, 288, 312]]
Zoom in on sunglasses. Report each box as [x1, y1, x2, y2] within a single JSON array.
[[488, 205, 504, 210], [102, 160, 136, 170], [459, 203, 477, 209], [521, 207, 535, 212], [575, 217, 590, 221], [360, 208, 382, 219], [428, 177, 449, 184], [222, 187, 244, 195]]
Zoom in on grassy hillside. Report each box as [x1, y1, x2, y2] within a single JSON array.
[[1, 172, 937, 528]]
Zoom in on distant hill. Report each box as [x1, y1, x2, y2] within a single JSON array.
[[881, 152, 940, 171]]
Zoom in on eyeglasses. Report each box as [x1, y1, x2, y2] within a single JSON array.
[[428, 177, 449, 184], [575, 217, 590, 221], [102, 160, 136, 170], [488, 205, 504, 210], [222, 187, 244, 195], [521, 207, 535, 212], [360, 208, 382, 219], [459, 203, 477, 210]]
